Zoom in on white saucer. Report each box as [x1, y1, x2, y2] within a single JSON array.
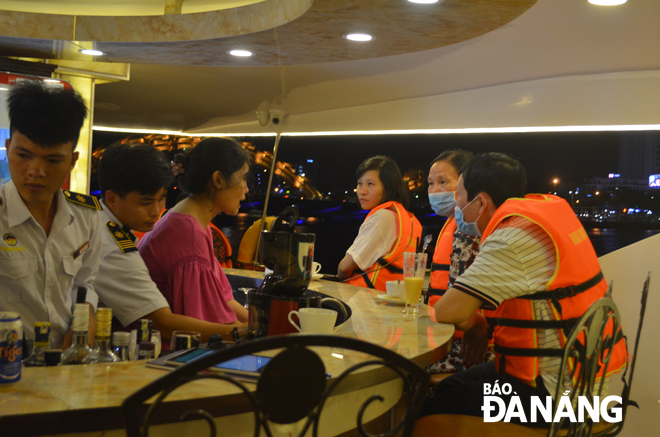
[[312, 273, 323, 281], [375, 294, 405, 305]]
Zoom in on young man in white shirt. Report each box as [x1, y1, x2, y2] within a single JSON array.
[[0, 80, 101, 348]]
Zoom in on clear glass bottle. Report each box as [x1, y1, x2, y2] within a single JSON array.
[[112, 331, 131, 361], [24, 321, 51, 367], [83, 308, 119, 364], [61, 304, 93, 365]]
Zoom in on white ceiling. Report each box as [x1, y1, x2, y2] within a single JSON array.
[[2, 0, 659, 135]]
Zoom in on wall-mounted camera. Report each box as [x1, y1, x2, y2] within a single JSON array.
[[269, 109, 285, 125], [255, 99, 286, 126]]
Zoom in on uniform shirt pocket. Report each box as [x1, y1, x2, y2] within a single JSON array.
[[0, 254, 38, 302], [62, 255, 83, 277]]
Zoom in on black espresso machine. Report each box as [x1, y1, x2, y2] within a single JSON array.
[[248, 207, 345, 338]]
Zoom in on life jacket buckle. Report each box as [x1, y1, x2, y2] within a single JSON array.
[[553, 285, 577, 300]]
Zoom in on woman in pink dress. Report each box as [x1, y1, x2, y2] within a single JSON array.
[[139, 138, 250, 339]]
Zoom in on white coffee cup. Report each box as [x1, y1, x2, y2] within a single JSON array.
[[312, 261, 322, 274], [386, 280, 403, 299], [288, 308, 339, 334]]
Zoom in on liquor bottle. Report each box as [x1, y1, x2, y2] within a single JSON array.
[[83, 308, 119, 364], [24, 322, 51, 367], [61, 304, 93, 365], [112, 331, 131, 361]]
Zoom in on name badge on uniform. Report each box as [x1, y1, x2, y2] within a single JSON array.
[[74, 241, 89, 259]]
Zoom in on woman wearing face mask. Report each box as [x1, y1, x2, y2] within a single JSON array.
[[337, 156, 422, 292], [427, 150, 482, 301], [427, 150, 493, 374]]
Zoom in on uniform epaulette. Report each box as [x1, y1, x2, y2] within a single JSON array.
[[106, 221, 138, 253], [63, 190, 102, 210]]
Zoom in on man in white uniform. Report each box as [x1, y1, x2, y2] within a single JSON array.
[[0, 81, 101, 348]]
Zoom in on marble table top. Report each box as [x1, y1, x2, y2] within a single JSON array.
[[0, 269, 454, 435]]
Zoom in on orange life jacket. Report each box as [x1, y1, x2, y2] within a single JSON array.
[[428, 217, 455, 297], [345, 201, 422, 292], [482, 194, 627, 387], [209, 222, 233, 269]]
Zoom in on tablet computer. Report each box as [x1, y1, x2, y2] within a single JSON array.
[[165, 348, 272, 379]]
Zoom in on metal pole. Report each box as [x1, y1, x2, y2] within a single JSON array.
[[253, 133, 282, 265]]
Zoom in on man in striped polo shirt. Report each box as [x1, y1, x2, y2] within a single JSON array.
[[417, 152, 613, 426]]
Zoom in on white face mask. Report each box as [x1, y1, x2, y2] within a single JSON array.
[[454, 196, 482, 237], [429, 191, 456, 216]]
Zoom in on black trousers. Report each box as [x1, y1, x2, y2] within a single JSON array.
[[419, 361, 553, 427]]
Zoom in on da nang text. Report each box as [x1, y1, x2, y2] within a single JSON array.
[[481, 381, 622, 424]]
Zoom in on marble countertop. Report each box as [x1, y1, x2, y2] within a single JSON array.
[[0, 269, 454, 435]]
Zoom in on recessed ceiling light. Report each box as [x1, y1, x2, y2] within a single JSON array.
[[79, 49, 104, 56], [345, 34, 372, 42], [588, 0, 627, 5], [408, 0, 441, 4], [229, 50, 253, 57]]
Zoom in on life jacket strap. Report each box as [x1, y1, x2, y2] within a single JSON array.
[[518, 271, 604, 301], [427, 286, 446, 297], [353, 269, 376, 289], [431, 262, 450, 272], [495, 344, 565, 358], [490, 317, 579, 331], [377, 257, 403, 274]]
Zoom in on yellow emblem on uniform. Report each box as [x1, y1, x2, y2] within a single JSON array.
[[106, 221, 138, 253], [63, 190, 102, 210], [3, 233, 17, 246]]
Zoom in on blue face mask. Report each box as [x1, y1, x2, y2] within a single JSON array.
[[454, 196, 482, 237], [429, 191, 456, 216]]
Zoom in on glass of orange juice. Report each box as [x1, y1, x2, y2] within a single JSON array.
[[403, 252, 427, 319]]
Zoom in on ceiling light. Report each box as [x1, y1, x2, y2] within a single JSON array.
[[229, 50, 253, 57], [408, 0, 441, 4], [588, 0, 627, 5], [79, 49, 104, 56], [345, 34, 372, 42]]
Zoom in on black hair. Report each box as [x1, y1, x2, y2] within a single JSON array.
[[461, 152, 527, 207], [356, 155, 409, 209], [431, 149, 474, 174], [99, 143, 173, 198], [7, 80, 87, 149], [174, 137, 251, 195]]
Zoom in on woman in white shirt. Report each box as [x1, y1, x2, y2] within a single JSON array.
[[337, 156, 422, 291]]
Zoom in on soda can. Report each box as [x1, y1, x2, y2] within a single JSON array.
[[0, 312, 23, 384]]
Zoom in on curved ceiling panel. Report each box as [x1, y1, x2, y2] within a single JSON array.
[[0, 0, 535, 65], [0, 0, 312, 43]]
